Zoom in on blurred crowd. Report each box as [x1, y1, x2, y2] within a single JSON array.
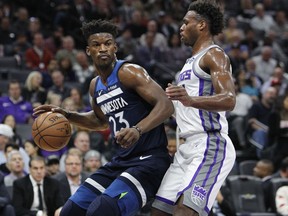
[[1, 0, 288, 215]]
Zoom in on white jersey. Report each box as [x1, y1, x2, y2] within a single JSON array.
[[175, 45, 229, 138]]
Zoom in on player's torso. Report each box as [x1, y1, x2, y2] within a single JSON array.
[[175, 45, 228, 137], [93, 60, 168, 158]]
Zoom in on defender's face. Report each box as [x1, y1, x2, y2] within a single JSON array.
[[86, 33, 117, 68], [180, 11, 201, 47]]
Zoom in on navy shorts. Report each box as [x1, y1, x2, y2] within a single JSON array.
[[70, 151, 170, 216]]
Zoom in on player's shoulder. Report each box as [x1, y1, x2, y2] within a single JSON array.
[[121, 62, 145, 72]]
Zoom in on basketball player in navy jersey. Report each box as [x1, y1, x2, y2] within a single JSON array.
[[33, 19, 174, 216], [151, 1, 236, 216]]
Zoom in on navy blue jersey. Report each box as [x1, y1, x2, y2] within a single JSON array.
[[93, 60, 168, 159]]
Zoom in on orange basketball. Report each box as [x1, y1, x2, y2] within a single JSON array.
[[32, 112, 72, 151]]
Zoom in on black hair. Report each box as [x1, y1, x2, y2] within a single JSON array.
[[81, 19, 118, 42], [188, 0, 224, 35]]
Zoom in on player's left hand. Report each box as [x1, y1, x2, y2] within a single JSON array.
[[115, 127, 140, 148], [166, 83, 191, 106]]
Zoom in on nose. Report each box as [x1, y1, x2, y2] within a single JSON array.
[[99, 44, 107, 52]]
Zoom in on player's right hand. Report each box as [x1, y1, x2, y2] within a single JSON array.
[[33, 104, 66, 117]]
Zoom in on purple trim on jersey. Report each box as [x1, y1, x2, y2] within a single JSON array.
[[199, 78, 207, 131], [205, 206, 210, 214], [202, 133, 220, 187], [204, 132, 227, 212], [192, 69, 211, 81], [209, 85, 215, 130], [155, 195, 174, 205], [177, 134, 210, 197]]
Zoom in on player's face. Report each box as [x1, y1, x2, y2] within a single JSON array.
[[180, 11, 202, 46], [86, 33, 117, 68]]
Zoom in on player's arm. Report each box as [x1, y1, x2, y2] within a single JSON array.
[[33, 78, 109, 131], [115, 63, 174, 147], [166, 48, 236, 112]]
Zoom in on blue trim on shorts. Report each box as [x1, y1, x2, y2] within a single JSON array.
[[69, 185, 97, 210], [104, 179, 140, 216]]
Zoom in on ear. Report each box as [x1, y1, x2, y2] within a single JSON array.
[[198, 20, 206, 31], [114, 43, 118, 53], [86, 46, 90, 56]]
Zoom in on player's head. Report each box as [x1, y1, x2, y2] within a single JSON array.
[[81, 19, 118, 42], [188, 0, 224, 36], [81, 19, 118, 68], [180, 0, 223, 46]]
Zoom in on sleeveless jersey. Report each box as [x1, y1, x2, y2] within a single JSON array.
[[93, 60, 168, 159], [175, 45, 229, 138]]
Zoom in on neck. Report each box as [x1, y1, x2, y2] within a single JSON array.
[[192, 37, 214, 56], [96, 60, 116, 84]]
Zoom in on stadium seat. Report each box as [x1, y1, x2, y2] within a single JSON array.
[[227, 175, 267, 214], [239, 160, 257, 176]]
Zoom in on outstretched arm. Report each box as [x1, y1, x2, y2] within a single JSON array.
[[33, 79, 109, 131]]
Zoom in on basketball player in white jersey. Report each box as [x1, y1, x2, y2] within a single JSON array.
[[151, 1, 236, 216]]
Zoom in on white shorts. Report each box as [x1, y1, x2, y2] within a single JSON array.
[[152, 132, 236, 216]]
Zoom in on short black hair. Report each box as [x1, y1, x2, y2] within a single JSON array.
[[188, 0, 224, 35], [81, 19, 118, 42]]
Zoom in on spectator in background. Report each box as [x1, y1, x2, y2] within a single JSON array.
[[60, 130, 90, 171], [166, 130, 177, 159], [124, 10, 147, 39], [0, 80, 33, 124], [58, 56, 76, 81], [261, 66, 288, 97], [247, 87, 277, 157], [53, 150, 89, 202], [267, 95, 288, 169], [44, 26, 64, 55], [25, 32, 54, 72], [275, 185, 288, 216], [26, 17, 42, 43], [252, 46, 278, 82], [45, 155, 60, 177], [0, 143, 20, 176], [83, 150, 103, 175], [69, 87, 90, 113], [0, 172, 15, 216], [12, 7, 29, 36], [12, 156, 64, 216], [250, 3, 275, 40], [227, 81, 253, 149], [0, 17, 16, 47], [2, 114, 23, 147], [115, 27, 138, 60], [253, 159, 274, 180], [4, 150, 26, 187], [0, 124, 15, 165], [139, 19, 168, 52], [55, 36, 78, 66], [10, 32, 31, 64], [73, 51, 94, 84], [24, 139, 42, 159], [22, 71, 47, 108], [48, 70, 71, 100]]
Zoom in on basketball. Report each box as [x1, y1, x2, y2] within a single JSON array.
[[32, 112, 72, 151]]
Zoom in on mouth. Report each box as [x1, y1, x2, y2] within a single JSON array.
[[99, 54, 110, 60]]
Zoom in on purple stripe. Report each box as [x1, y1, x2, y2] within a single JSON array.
[[204, 206, 210, 214], [199, 78, 207, 131], [155, 195, 174, 205], [205, 133, 227, 210], [177, 133, 210, 197], [209, 85, 215, 130], [203, 133, 220, 187]]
